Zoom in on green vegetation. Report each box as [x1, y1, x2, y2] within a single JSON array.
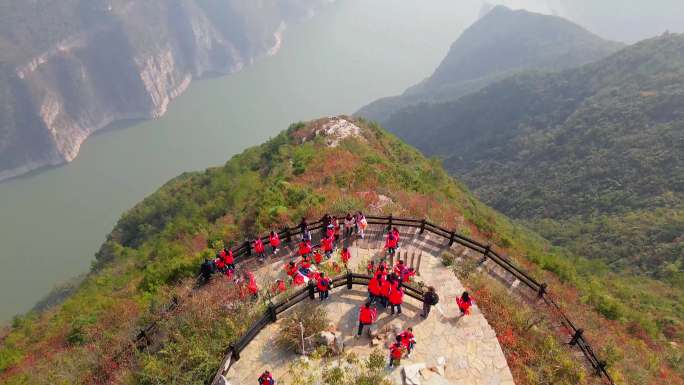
[[287, 349, 391, 385], [277, 307, 330, 353], [381, 33, 684, 286], [0, 118, 681, 384]]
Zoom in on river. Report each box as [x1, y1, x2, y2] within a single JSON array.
[[0, 0, 477, 322]]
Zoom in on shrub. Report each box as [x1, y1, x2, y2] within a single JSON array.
[[276, 307, 330, 353]]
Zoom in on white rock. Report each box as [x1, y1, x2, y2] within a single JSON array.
[[402, 363, 427, 385], [434, 356, 447, 376], [217, 375, 231, 385], [368, 325, 380, 338], [391, 321, 404, 335], [423, 375, 454, 385], [320, 331, 336, 346]]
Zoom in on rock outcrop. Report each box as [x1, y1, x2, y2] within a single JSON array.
[[0, 0, 332, 181]]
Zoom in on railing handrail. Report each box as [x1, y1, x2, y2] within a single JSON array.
[[139, 213, 610, 385]]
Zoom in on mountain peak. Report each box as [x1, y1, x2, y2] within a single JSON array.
[[356, 6, 622, 123]]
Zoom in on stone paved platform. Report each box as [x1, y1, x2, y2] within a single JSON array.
[[225, 226, 514, 385]]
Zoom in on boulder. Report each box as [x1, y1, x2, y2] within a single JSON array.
[[419, 367, 434, 380], [390, 321, 403, 336], [320, 331, 336, 346], [368, 324, 380, 338], [424, 374, 454, 385], [434, 356, 446, 376], [217, 375, 231, 385], [402, 363, 426, 385]]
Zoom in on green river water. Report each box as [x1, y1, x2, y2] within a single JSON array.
[[0, 0, 477, 322]]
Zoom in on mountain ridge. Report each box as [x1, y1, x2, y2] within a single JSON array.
[[356, 5, 623, 123], [381, 32, 684, 279]]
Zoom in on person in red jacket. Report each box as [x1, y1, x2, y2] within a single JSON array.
[[366, 260, 375, 276], [254, 238, 266, 262], [392, 227, 400, 247], [367, 274, 383, 304], [258, 370, 275, 385], [325, 224, 335, 240], [321, 236, 334, 259], [312, 249, 323, 265], [269, 231, 280, 254], [389, 336, 405, 368], [394, 259, 406, 278], [298, 240, 312, 258], [317, 272, 331, 301], [340, 247, 351, 268], [332, 216, 341, 241], [299, 255, 312, 270], [273, 279, 287, 294], [399, 327, 415, 356], [357, 302, 377, 336], [223, 248, 235, 271], [285, 261, 298, 277], [380, 274, 395, 308], [246, 272, 259, 298], [388, 281, 404, 315], [457, 291, 473, 316], [214, 256, 226, 273], [385, 232, 398, 257], [377, 260, 388, 278]]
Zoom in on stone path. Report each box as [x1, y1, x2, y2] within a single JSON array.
[[225, 225, 514, 385]]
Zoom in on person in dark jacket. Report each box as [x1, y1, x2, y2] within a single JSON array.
[[199, 258, 214, 284], [422, 286, 439, 318]]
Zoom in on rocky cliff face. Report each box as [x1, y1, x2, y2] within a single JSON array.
[[0, 0, 331, 181]]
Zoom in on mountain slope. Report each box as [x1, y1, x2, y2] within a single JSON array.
[[356, 5, 623, 123], [0, 117, 682, 385], [0, 0, 330, 182], [382, 33, 684, 281]]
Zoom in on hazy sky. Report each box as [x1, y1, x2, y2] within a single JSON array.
[[480, 0, 684, 43]]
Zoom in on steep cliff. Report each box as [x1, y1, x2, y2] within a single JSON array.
[[0, 0, 331, 181]]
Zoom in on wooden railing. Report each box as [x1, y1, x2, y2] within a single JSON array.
[[204, 214, 613, 385]]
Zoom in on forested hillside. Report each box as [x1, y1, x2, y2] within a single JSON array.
[[0, 118, 681, 384], [381, 33, 684, 284], [356, 5, 622, 123]]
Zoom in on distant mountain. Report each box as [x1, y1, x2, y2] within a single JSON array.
[[0, 0, 331, 182], [356, 5, 623, 123], [381, 33, 684, 281]]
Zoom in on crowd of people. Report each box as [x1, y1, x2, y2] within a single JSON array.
[[199, 213, 476, 382]]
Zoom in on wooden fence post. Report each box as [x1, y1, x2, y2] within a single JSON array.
[[347, 271, 353, 290], [420, 219, 426, 234], [267, 302, 277, 323], [388, 214, 393, 232], [416, 252, 422, 275], [230, 344, 240, 361], [244, 240, 251, 256], [285, 226, 292, 243], [569, 328, 583, 346], [449, 231, 455, 246], [595, 361, 608, 376], [308, 281, 316, 300], [538, 283, 548, 298]]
